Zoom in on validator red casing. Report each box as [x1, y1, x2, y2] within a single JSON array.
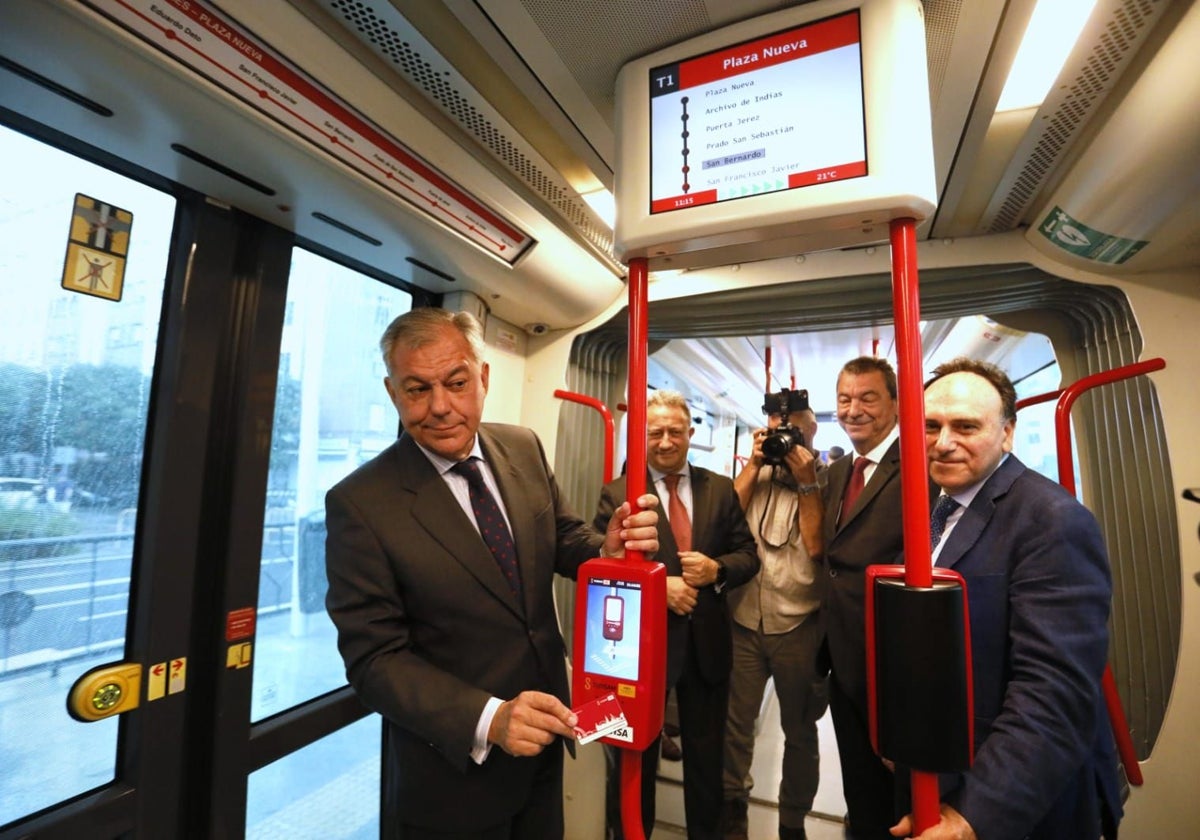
[[572, 557, 667, 751]]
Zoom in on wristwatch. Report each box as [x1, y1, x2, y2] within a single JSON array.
[[798, 482, 820, 495], [714, 560, 728, 586]]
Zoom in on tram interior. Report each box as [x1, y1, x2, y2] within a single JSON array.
[[1, 0, 1199, 837]]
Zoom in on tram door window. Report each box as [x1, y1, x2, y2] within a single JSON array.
[[244, 248, 410, 835], [247, 714, 380, 839], [0, 125, 173, 826], [251, 248, 410, 720]]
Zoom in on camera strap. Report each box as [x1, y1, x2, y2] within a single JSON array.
[[756, 465, 801, 550]]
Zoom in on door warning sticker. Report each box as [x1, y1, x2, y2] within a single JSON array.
[[61, 193, 132, 301]]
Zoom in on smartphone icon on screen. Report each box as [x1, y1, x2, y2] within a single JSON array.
[[602, 595, 624, 641]]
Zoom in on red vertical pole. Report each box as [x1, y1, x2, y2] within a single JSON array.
[[889, 218, 940, 832], [625, 258, 649, 548], [620, 257, 651, 839], [620, 748, 645, 840]]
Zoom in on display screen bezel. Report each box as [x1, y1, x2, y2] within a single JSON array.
[[647, 9, 866, 215]]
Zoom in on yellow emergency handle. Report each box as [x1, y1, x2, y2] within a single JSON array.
[[68, 661, 142, 722]]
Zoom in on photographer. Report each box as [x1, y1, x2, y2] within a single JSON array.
[[721, 390, 828, 840]]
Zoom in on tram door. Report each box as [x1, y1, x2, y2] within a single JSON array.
[[0, 124, 414, 838]]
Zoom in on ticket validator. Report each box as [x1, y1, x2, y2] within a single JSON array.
[[572, 557, 667, 750]]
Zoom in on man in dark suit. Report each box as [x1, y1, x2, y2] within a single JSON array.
[[594, 389, 760, 840], [324, 307, 659, 839], [890, 358, 1121, 840], [820, 356, 932, 838]]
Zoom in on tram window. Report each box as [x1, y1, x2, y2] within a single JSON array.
[[252, 249, 412, 721], [246, 712, 380, 837], [1011, 362, 1083, 493], [0, 125, 172, 824]]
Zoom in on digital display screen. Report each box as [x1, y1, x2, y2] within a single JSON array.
[[648, 10, 865, 214], [583, 578, 642, 681]]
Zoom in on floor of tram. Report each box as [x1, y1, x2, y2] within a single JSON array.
[[653, 682, 847, 838]]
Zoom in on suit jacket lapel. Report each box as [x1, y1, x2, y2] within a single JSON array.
[[478, 428, 533, 617], [397, 433, 525, 617], [688, 466, 710, 550], [940, 455, 1023, 569], [825, 455, 850, 543], [853, 449, 898, 520], [837, 439, 901, 531]]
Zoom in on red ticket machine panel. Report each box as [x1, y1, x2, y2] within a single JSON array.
[[572, 557, 667, 751]]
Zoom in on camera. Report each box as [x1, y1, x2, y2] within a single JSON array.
[[760, 388, 809, 465]]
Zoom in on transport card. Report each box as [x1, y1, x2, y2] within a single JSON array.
[[571, 692, 627, 745]]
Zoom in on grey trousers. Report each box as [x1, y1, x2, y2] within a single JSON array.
[[722, 616, 828, 828]]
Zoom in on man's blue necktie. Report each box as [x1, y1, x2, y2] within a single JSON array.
[[930, 494, 960, 551], [453, 458, 521, 597]]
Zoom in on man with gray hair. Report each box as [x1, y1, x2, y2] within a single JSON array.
[[596, 389, 760, 839], [325, 306, 660, 838]]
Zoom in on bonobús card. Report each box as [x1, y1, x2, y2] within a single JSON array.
[[572, 692, 627, 745]]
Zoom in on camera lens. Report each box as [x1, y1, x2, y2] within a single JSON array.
[[761, 429, 795, 464], [761, 426, 805, 465]]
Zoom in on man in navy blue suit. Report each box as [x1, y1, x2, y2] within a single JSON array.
[[891, 358, 1122, 840]]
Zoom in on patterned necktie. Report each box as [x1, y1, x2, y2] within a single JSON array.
[[452, 459, 522, 597], [663, 473, 692, 553], [839, 456, 870, 525], [930, 494, 961, 551]]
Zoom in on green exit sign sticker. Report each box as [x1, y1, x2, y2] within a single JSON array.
[[1038, 206, 1148, 265]]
